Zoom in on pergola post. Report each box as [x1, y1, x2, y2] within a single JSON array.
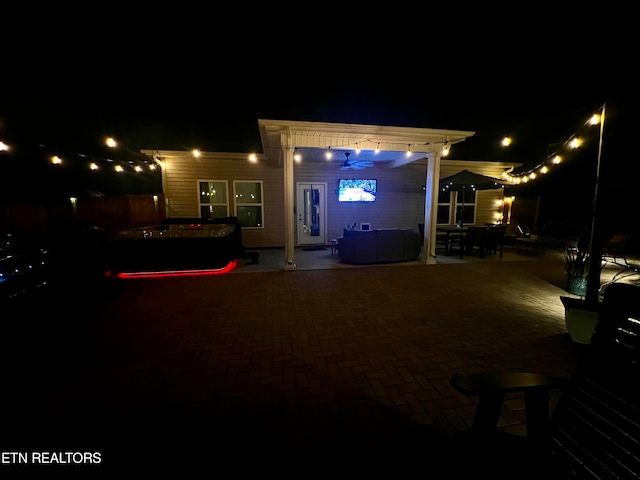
[[424, 152, 441, 264], [282, 129, 297, 270]]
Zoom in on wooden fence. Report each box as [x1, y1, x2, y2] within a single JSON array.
[[0, 194, 166, 239]]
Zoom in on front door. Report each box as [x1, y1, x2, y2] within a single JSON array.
[[296, 183, 326, 246]]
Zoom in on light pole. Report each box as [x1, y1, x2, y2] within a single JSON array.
[[585, 103, 606, 304]]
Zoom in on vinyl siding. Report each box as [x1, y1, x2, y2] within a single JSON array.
[[163, 153, 284, 248], [162, 153, 512, 248]]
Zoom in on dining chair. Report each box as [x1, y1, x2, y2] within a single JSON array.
[[425, 223, 449, 254], [460, 226, 489, 259], [486, 225, 507, 258]]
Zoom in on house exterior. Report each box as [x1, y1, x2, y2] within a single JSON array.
[[141, 119, 520, 270]]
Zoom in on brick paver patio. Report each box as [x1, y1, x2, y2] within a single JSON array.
[[3, 249, 612, 474]]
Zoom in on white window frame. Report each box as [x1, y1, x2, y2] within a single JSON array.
[[454, 190, 477, 225], [233, 180, 264, 229], [197, 179, 229, 218], [437, 190, 453, 225]]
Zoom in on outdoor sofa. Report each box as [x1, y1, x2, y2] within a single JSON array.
[[338, 228, 420, 264]]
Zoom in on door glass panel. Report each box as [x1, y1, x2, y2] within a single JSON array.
[[304, 188, 321, 237]]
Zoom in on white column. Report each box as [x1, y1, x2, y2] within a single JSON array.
[[282, 130, 297, 270], [423, 153, 441, 264]]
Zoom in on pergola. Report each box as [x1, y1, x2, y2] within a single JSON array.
[[257, 119, 475, 269]]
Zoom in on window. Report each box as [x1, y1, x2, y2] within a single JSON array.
[[234, 181, 263, 228], [198, 180, 229, 219], [437, 190, 452, 225], [437, 189, 476, 225], [455, 190, 476, 225]]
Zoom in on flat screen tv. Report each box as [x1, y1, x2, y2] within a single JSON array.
[[338, 179, 377, 202]]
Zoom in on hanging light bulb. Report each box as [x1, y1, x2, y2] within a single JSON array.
[[325, 147, 333, 160], [442, 142, 450, 156], [293, 148, 301, 162], [375, 143, 380, 154], [406, 144, 412, 157], [501, 136, 512, 147]]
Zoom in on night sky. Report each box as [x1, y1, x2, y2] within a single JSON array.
[[1, 19, 635, 227]]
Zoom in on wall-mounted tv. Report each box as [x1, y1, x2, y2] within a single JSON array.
[[338, 179, 377, 202]]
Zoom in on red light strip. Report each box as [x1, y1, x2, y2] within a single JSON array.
[[113, 260, 237, 279]]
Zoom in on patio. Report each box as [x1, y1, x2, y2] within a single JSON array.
[[2, 244, 638, 474]]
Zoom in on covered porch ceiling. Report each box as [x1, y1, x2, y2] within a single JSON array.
[[257, 119, 476, 168]]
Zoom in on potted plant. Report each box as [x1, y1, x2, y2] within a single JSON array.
[[565, 245, 590, 296], [560, 243, 600, 344]]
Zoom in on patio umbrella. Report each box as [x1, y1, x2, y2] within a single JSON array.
[[439, 169, 512, 224]]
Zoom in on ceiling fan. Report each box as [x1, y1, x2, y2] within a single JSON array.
[[340, 152, 374, 170]]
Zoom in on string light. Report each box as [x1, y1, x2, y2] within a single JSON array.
[[441, 142, 450, 157], [2, 104, 604, 188], [502, 105, 603, 183]]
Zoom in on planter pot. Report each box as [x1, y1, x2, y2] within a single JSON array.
[[567, 276, 588, 296], [560, 296, 602, 344]]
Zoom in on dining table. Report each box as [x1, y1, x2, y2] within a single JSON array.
[[436, 225, 469, 256]]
